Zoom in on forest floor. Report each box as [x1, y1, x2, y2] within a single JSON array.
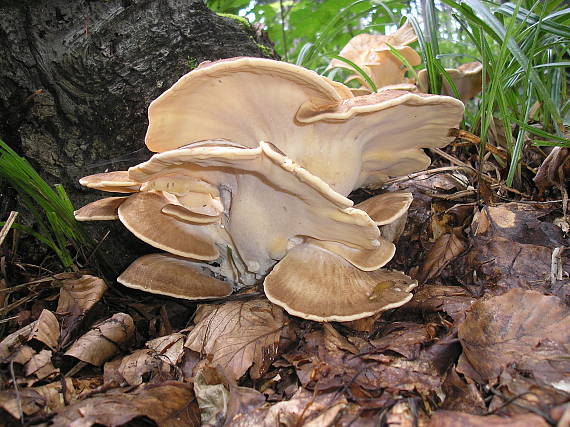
[[0, 141, 569, 426]]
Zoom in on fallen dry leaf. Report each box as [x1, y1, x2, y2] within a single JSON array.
[[441, 368, 486, 414], [534, 146, 570, 191], [193, 364, 236, 425], [185, 299, 284, 380], [488, 367, 570, 417], [146, 332, 186, 365], [463, 236, 568, 297], [48, 381, 200, 427], [473, 203, 567, 247], [116, 348, 164, 386], [0, 388, 45, 419], [227, 387, 347, 427], [57, 274, 107, 344], [57, 274, 107, 315], [404, 285, 476, 321], [428, 410, 550, 427], [64, 312, 135, 366], [370, 322, 436, 360], [458, 289, 570, 384], [417, 227, 466, 283], [25, 348, 57, 379], [1, 320, 45, 363], [28, 309, 59, 349]]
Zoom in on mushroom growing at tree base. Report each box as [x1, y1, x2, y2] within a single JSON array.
[[75, 57, 464, 321]]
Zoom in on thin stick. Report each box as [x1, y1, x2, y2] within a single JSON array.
[[0, 211, 18, 247]]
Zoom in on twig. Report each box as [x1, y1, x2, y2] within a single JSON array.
[[10, 360, 24, 422], [551, 247, 565, 284], [0, 211, 18, 247], [383, 165, 473, 186]]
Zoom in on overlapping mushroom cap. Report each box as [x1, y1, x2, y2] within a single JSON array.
[[327, 21, 422, 91], [76, 140, 417, 320], [144, 57, 464, 196]]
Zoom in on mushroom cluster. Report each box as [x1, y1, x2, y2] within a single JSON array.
[[76, 57, 464, 321]]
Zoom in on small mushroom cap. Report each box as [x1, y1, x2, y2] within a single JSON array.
[[264, 243, 417, 322], [143, 57, 464, 195], [161, 204, 221, 224], [328, 21, 420, 89], [117, 253, 232, 299], [355, 192, 413, 225], [74, 196, 128, 221], [118, 191, 219, 260], [79, 171, 140, 193], [307, 237, 395, 271], [417, 62, 484, 101]]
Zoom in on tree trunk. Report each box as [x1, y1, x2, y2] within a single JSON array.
[[0, 0, 275, 273]]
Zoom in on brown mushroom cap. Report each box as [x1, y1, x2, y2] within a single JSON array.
[[79, 171, 140, 193], [118, 191, 219, 260], [117, 253, 232, 299], [143, 57, 464, 196], [355, 192, 413, 225], [264, 243, 417, 322], [129, 141, 383, 276], [74, 196, 128, 221]]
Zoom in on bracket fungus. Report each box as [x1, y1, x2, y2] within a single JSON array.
[[143, 57, 464, 196], [327, 21, 421, 92], [76, 57, 464, 321]]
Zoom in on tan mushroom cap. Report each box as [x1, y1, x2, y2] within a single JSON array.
[[130, 141, 383, 276], [118, 191, 219, 261], [295, 90, 464, 191], [145, 57, 342, 153], [161, 204, 221, 224], [74, 196, 128, 221], [144, 57, 464, 196], [308, 238, 395, 271], [417, 62, 484, 101], [117, 253, 232, 299], [328, 21, 420, 89], [355, 192, 413, 225], [79, 171, 140, 193], [264, 243, 417, 322]]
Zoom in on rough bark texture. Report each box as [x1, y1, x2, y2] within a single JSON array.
[[0, 0, 275, 273]]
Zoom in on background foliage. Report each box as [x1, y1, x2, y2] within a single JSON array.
[[209, 0, 570, 185]]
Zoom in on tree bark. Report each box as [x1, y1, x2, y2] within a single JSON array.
[[0, 0, 275, 272]]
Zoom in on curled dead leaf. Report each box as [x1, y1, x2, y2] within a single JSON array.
[[64, 313, 135, 366], [185, 299, 284, 380], [28, 309, 59, 350], [57, 275, 107, 315], [417, 227, 466, 283]]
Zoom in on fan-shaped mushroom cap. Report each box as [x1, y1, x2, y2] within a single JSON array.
[[118, 191, 219, 261], [328, 21, 421, 89], [79, 171, 140, 193], [355, 192, 413, 225], [74, 196, 128, 221], [117, 253, 232, 299], [130, 141, 385, 277], [264, 243, 417, 321], [417, 62, 484, 101], [144, 57, 464, 196]]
